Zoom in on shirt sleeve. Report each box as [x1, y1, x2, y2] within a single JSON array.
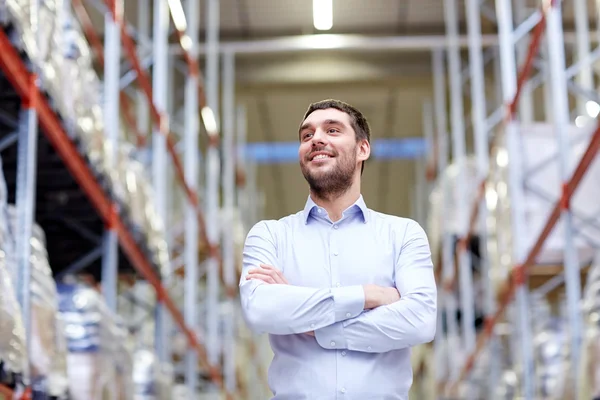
[[314, 220, 437, 352], [239, 220, 365, 335]]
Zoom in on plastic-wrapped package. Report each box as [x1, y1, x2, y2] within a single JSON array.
[[5, 206, 69, 397], [579, 252, 600, 399], [0, 183, 26, 378], [530, 295, 569, 399], [133, 348, 160, 400], [57, 281, 135, 400], [5, 0, 172, 282]]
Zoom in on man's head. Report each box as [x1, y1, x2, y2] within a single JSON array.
[[298, 99, 371, 199]]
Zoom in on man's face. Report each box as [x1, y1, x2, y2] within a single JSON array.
[[298, 108, 369, 197]]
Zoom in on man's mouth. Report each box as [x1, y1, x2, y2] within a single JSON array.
[[309, 152, 334, 161]]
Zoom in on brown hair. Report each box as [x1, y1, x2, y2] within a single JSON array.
[[301, 99, 371, 173]]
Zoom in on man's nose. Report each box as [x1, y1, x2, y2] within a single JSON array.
[[311, 128, 327, 144]]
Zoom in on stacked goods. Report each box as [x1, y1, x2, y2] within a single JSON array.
[[57, 281, 135, 399], [0, 158, 26, 387], [2, 0, 171, 280]]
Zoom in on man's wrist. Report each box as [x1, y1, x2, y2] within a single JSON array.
[[362, 284, 382, 309]]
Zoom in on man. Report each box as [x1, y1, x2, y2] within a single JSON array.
[[239, 99, 437, 399]]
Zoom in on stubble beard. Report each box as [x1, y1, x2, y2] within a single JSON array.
[[300, 147, 358, 201]]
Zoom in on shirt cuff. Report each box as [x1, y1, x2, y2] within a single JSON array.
[[330, 285, 365, 322], [314, 322, 347, 350]]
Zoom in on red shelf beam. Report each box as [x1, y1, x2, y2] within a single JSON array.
[[72, 0, 145, 147], [100, 0, 229, 273], [442, 6, 547, 291], [0, 28, 229, 395], [444, 2, 600, 393]]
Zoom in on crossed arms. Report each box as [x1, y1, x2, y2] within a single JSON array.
[[238, 220, 437, 353]]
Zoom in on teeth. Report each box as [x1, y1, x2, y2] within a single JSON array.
[[313, 154, 331, 160]]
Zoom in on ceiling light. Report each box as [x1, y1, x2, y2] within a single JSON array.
[[313, 0, 333, 31], [586, 100, 600, 118], [201, 107, 218, 136]]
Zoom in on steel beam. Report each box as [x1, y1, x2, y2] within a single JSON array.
[[205, 0, 222, 386], [167, 31, 598, 55], [153, 0, 171, 364], [14, 80, 39, 386], [574, 0, 593, 115], [183, 0, 200, 394], [546, 1, 583, 394], [444, 0, 476, 371], [466, 0, 498, 394], [102, 0, 121, 314], [222, 50, 237, 394], [495, 0, 535, 397]]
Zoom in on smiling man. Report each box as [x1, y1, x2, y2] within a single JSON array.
[[239, 99, 437, 400]]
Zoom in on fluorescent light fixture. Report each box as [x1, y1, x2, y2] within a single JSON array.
[[586, 100, 600, 118], [496, 148, 508, 168], [179, 34, 192, 51], [167, 0, 187, 32], [313, 0, 333, 31], [201, 106, 218, 136], [575, 115, 588, 128]]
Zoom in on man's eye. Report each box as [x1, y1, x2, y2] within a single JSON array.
[[328, 129, 338, 133]]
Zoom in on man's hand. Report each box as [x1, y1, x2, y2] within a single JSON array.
[[362, 284, 401, 309], [246, 264, 289, 285]]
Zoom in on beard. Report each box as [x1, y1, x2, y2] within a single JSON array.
[[300, 145, 358, 200]]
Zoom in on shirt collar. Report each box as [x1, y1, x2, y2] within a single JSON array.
[[303, 195, 369, 224]]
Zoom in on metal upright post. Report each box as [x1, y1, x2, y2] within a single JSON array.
[[221, 50, 237, 395], [102, 0, 122, 314], [15, 77, 39, 389], [444, 0, 476, 361], [465, 0, 497, 392], [184, 0, 200, 395], [574, 0, 594, 116], [205, 0, 222, 382], [432, 48, 459, 390], [514, 0, 534, 122], [495, 0, 535, 397], [153, 0, 170, 365], [545, 1, 583, 393], [14, 0, 42, 387]]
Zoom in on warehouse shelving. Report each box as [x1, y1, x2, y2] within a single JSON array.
[[0, 0, 260, 397], [428, 0, 600, 399]]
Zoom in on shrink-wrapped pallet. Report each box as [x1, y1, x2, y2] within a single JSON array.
[[57, 281, 135, 400], [489, 123, 600, 269], [6, 206, 69, 397], [0, 157, 26, 379]]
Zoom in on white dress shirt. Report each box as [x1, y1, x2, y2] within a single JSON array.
[[239, 195, 437, 399]]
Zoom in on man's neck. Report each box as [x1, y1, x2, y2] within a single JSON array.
[[310, 183, 361, 222]]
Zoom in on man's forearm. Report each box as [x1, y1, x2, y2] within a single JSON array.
[[314, 292, 437, 353], [240, 280, 365, 335]]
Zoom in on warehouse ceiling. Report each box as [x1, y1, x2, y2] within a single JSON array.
[[81, 0, 599, 221]]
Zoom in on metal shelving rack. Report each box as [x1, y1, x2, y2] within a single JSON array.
[[430, 0, 600, 399], [0, 0, 264, 397]]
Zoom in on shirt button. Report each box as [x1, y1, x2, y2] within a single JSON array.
[[311, 324, 315, 329], [341, 388, 346, 394], [333, 252, 338, 256], [333, 224, 339, 229], [367, 346, 372, 351], [346, 312, 351, 318], [330, 341, 336, 347], [341, 351, 347, 356], [336, 282, 341, 287], [317, 208, 322, 213]]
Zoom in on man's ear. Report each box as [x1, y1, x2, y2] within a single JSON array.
[[357, 139, 371, 163]]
